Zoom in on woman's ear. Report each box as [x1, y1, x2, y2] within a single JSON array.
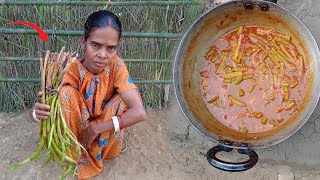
[[81, 36, 86, 50]]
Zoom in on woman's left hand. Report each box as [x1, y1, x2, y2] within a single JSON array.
[[80, 125, 97, 150]]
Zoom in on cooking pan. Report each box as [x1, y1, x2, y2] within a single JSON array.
[[173, 0, 320, 171]]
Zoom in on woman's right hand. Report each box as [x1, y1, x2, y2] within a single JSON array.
[[30, 91, 51, 122]]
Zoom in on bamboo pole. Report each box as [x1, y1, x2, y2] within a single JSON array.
[[0, 78, 173, 84], [0, 28, 182, 38], [0, 57, 172, 63], [1, 1, 204, 6], [123, 59, 172, 63]]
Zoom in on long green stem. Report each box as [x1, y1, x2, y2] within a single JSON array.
[[39, 119, 43, 138], [58, 104, 68, 136], [52, 138, 77, 164], [46, 117, 51, 138], [56, 110, 65, 152], [48, 123, 55, 149], [51, 95, 58, 125], [66, 130, 86, 155], [8, 137, 45, 172], [42, 153, 53, 168], [42, 116, 47, 139], [60, 164, 73, 180]]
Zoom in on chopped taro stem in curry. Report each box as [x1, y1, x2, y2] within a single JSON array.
[[200, 25, 307, 134]]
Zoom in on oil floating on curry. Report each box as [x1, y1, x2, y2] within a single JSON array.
[[200, 25, 307, 133]]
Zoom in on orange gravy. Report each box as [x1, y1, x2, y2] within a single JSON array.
[[199, 25, 307, 133]]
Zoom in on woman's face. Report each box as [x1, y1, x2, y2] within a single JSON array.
[[81, 26, 120, 75]]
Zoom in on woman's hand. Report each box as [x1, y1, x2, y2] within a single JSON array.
[[29, 91, 51, 122], [80, 125, 98, 150], [80, 88, 147, 150]]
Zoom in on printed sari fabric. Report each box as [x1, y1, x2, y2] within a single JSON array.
[[60, 55, 136, 179]]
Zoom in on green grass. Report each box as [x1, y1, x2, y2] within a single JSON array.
[[0, 0, 206, 112]]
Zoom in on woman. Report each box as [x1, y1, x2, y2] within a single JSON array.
[[30, 10, 147, 179]]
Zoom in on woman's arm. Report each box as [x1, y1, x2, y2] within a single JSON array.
[[81, 88, 147, 149], [95, 88, 146, 133]]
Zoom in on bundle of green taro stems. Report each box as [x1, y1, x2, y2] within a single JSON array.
[[9, 47, 87, 179]]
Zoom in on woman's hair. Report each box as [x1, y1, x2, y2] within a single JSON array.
[[84, 10, 122, 40]]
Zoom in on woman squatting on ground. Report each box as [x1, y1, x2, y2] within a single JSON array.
[[30, 10, 147, 179]]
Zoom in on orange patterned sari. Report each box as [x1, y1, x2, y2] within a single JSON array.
[[60, 55, 136, 179]]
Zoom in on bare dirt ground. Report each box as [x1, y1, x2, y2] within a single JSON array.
[[1, 108, 320, 180]]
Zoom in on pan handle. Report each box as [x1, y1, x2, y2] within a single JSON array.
[[243, 0, 277, 11], [207, 144, 258, 171], [264, 0, 277, 3]]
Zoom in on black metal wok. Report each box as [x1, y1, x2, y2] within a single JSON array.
[[173, 0, 320, 171]]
